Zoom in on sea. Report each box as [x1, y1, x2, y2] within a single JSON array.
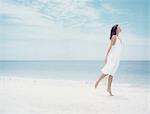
[[0, 60, 149, 88]]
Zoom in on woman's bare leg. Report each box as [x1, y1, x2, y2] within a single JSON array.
[[107, 75, 114, 96], [95, 72, 106, 88]]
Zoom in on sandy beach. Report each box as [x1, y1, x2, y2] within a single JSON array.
[[0, 77, 149, 114]]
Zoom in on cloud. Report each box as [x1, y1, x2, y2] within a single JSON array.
[[0, 0, 149, 60], [0, 1, 54, 26], [0, 0, 105, 33], [101, 3, 121, 15]]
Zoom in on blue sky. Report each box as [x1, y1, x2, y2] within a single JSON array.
[[0, 0, 149, 60]]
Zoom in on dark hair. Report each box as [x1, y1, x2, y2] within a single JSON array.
[[110, 24, 118, 40]]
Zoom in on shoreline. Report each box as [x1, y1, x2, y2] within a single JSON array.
[[0, 76, 149, 89]]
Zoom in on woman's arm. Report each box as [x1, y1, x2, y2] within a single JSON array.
[[104, 35, 117, 63]]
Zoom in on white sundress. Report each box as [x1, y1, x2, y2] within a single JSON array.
[[101, 36, 122, 76]]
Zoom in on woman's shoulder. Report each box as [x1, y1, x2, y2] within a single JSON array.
[[112, 35, 117, 38], [111, 35, 117, 41]]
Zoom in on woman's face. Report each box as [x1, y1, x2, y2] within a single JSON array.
[[117, 26, 122, 33]]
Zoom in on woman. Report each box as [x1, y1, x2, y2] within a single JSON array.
[[94, 24, 122, 96]]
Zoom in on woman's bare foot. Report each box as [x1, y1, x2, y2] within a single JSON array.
[[107, 88, 114, 96], [94, 81, 99, 88]]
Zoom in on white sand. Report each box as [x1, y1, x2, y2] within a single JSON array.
[[0, 77, 149, 114]]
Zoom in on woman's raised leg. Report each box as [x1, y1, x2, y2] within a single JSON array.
[[95, 72, 106, 88]]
